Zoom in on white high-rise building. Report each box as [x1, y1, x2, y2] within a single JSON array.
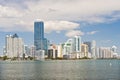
[[57, 44, 63, 58], [63, 39, 73, 55], [72, 35, 81, 58], [73, 36, 81, 52], [96, 48, 100, 58], [98, 47, 113, 58], [62, 35, 82, 59], [6, 34, 24, 58], [91, 40, 96, 58], [81, 44, 89, 58], [62, 39, 76, 59], [30, 45, 36, 57]]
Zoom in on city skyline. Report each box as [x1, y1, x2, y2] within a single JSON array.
[[0, 0, 120, 54]]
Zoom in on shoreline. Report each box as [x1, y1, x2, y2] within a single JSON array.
[[0, 58, 119, 62]]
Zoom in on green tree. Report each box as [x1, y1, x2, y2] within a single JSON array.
[[11, 57, 17, 60], [28, 56, 33, 60], [3, 56, 8, 60]]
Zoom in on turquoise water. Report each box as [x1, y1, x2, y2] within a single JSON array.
[[0, 60, 120, 80]]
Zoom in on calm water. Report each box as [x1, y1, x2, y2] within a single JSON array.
[[0, 60, 120, 80]]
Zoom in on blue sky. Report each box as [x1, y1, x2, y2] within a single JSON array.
[[0, 0, 120, 55]]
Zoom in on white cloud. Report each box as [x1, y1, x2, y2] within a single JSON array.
[[44, 21, 79, 33], [0, 5, 23, 18], [23, 0, 120, 22], [0, 20, 80, 34], [0, 0, 120, 32], [87, 31, 99, 35], [66, 30, 84, 37], [0, 19, 33, 32]]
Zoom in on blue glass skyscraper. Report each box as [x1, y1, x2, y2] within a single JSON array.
[[34, 21, 49, 55], [34, 21, 44, 50]]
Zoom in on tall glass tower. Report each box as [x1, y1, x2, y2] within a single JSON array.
[[34, 21, 44, 50], [34, 21, 49, 55]]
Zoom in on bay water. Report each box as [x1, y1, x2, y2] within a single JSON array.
[[0, 60, 120, 80]]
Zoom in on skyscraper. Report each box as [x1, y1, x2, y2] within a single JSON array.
[[6, 34, 24, 58], [98, 47, 113, 58], [30, 45, 36, 58], [63, 39, 73, 55], [57, 44, 63, 58], [81, 44, 89, 58], [34, 21, 44, 50], [91, 40, 96, 58], [73, 36, 81, 53], [72, 35, 81, 58], [83, 42, 92, 53], [34, 21, 49, 56]]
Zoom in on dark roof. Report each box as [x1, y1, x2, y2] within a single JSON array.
[[12, 33, 19, 38]]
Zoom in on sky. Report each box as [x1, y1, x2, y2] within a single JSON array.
[[0, 0, 120, 55]]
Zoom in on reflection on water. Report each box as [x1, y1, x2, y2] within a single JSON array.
[[0, 60, 120, 80]]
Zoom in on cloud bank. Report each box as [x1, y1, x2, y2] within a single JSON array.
[[0, 0, 120, 36], [66, 30, 84, 37]]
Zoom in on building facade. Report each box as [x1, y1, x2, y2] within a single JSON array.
[[5, 34, 24, 58], [81, 44, 89, 58], [73, 36, 81, 53], [57, 44, 63, 58], [98, 47, 113, 58], [36, 50, 45, 60], [91, 40, 96, 58], [48, 44, 57, 59], [34, 21, 44, 50], [29, 45, 36, 58], [83, 42, 92, 53], [72, 36, 81, 58], [34, 21, 49, 56]]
